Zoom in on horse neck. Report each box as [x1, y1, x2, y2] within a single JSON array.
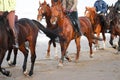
[[44, 7, 53, 27], [44, 14, 52, 27], [57, 12, 66, 25]]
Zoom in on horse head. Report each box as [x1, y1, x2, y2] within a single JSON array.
[[37, 0, 50, 21], [106, 5, 115, 25], [84, 6, 96, 24], [50, 3, 64, 25]]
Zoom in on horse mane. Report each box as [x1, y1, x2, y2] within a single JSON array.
[[85, 7, 97, 25]]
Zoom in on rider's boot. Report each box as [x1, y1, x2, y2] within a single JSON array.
[[76, 20, 82, 36], [13, 27, 19, 48]]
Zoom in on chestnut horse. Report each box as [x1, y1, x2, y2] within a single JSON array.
[[50, 3, 102, 66], [5, 18, 58, 76], [85, 6, 108, 49], [106, 5, 120, 52], [37, 1, 59, 58]]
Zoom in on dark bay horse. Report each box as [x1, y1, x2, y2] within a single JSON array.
[[50, 3, 102, 66], [0, 12, 14, 76], [37, 1, 59, 58], [5, 18, 58, 76], [106, 5, 120, 52], [85, 6, 108, 49]]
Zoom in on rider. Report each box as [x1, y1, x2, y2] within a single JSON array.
[[114, 0, 120, 16], [94, 0, 108, 32], [0, 0, 19, 48], [62, 0, 82, 36], [94, 0, 108, 15]]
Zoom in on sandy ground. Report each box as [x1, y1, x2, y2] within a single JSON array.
[[0, 33, 120, 80]]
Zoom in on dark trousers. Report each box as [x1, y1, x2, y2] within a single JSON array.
[[68, 11, 81, 33]]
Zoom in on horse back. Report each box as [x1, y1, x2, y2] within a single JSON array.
[[79, 16, 93, 34]]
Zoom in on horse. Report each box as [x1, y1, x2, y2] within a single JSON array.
[[50, 3, 102, 66], [0, 12, 13, 76], [37, 0, 59, 58], [106, 5, 120, 52], [85, 6, 108, 49], [5, 18, 58, 76]]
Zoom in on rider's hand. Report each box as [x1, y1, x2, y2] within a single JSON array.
[[97, 11, 101, 14]]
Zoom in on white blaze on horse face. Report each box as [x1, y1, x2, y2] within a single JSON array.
[[50, 17, 57, 25]]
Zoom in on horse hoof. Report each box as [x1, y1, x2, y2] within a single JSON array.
[[75, 59, 79, 63], [29, 71, 33, 76], [58, 63, 63, 67], [7, 72, 12, 77], [45, 55, 50, 59], [23, 70, 28, 76], [90, 54, 94, 58], [112, 45, 118, 49], [115, 51, 120, 54], [5, 71, 12, 77], [1, 68, 12, 77]]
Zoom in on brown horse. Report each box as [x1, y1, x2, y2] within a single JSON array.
[[0, 12, 13, 77], [50, 3, 102, 66], [106, 5, 120, 52], [85, 6, 107, 49], [37, 1, 59, 58], [5, 18, 58, 76]]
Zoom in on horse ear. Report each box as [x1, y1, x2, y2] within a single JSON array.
[[44, 0, 46, 3], [39, 0, 41, 6], [111, 4, 113, 7]]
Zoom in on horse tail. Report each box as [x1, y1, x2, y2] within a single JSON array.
[[32, 20, 59, 39]]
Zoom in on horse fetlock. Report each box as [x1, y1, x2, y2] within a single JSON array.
[[23, 69, 28, 76], [8, 60, 12, 65], [65, 56, 72, 62]]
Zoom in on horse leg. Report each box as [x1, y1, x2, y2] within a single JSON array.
[[101, 31, 106, 49], [12, 48, 18, 66], [0, 50, 11, 76], [6, 47, 13, 65], [58, 42, 69, 67], [94, 33, 100, 50], [74, 37, 80, 62], [19, 44, 29, 76], [53, 40, 58, 59], [109, 34, 117, 49], [86, 35, 93, 58], [6, 48, 18, 66], [28, 42, 36, 76], [117, 37, 120, 51], [46, 40, 52, 58]]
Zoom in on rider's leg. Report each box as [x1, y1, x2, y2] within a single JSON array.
[[72, 11, 82, 35], [7, 11, 19, 48]]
